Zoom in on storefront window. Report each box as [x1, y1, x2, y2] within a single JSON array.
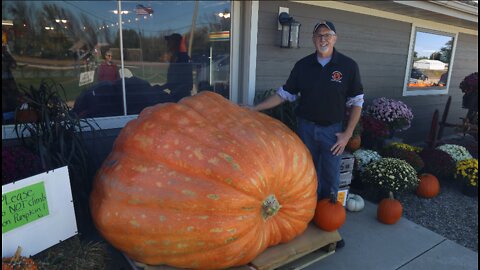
[[2, 0, 231, 124], [404, 27, 456, 96]]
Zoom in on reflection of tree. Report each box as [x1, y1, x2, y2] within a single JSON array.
[[114, 29, 140, 48], [8, 1, 40, 55], [40, 3, 75, 58], [5, 1, 229, 64], [429, 39, 453, 63], [439, 39, 453, 63], [78, 14, 100, 50], [6, 1, 105, 60]]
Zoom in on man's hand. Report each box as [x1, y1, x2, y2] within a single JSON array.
[[331, 131, 352, 156]]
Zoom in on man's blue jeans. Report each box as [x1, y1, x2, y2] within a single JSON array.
[[297, 117, 342, 200]]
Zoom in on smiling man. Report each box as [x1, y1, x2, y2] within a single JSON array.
[[252, 20, 364, 214]]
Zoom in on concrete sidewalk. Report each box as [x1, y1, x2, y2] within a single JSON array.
[[306, 200, 478, 270], [105, 200, 477, 270]]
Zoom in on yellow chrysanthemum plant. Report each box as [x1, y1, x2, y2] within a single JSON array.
[[388, 142, 423, 153], [455, 158, 478, 187]]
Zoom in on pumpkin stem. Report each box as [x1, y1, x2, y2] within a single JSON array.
[[262, 194, 281, 220], [388, 191, 394, 200]]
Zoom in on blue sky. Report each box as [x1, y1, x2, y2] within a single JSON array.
[[4, 1, 230, 36], [415, 31, 453, 58], [66, 1, 230, 35]]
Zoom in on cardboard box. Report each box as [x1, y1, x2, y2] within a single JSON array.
[[340, 152, 355, 172], [339, 171, 352, 187]]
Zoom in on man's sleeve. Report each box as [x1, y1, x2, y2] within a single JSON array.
[[282, 63, 300, 96], [348, 61, 364, 98]]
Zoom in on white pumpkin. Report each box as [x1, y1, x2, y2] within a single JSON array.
[[346, 193, 365, 212]]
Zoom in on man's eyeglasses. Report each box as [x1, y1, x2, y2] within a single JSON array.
[[313, 33, 335, 40]]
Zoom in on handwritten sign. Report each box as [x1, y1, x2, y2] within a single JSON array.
[[2, 182, 49, 233], [79, 70, 95, 86]]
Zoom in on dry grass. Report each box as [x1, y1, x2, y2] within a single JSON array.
[[33, 236, 108, 270]]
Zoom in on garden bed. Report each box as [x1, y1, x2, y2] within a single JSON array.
[[351, 134, 478, 252]]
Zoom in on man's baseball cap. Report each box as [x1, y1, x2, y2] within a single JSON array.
[[313, 20, 336, 34]]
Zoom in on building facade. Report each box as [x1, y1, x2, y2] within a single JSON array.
[[2, 1, 478, 167]]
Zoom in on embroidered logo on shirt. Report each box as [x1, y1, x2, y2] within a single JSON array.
[[331, 71, 343, 83]]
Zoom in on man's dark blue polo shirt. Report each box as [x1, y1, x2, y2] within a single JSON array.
[[283, 48, 363, 126]]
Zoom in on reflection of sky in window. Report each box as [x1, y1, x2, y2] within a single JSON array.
[[73, 1, 229, 34], [415, 31, 453, 57], [4, 1, 230, 36]]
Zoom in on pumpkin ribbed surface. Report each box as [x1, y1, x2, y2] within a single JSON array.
[[90, 91, 317, 269]]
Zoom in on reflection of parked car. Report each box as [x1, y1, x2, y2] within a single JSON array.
[[411, 68, 428, 81], [212, 54, 229, 83], [193, 54, 230, 98], [72, 77, 174, 118], [194, 54, 230, 84]]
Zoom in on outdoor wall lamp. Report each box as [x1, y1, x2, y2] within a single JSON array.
[[278, 12, 301, 48]]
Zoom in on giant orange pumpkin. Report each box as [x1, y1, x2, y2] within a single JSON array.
[[416, 173, 440, 198], [90, 91, 317, 269], [377, 192, 403, 225], [313, 195, 346, 232]]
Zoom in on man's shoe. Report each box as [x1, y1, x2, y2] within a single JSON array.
[[336, 239, 345, 249]]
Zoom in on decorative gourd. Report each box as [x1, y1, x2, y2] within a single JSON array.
[[346, 193, 364, 212], [2, 247, 37, 270], [416, 173, 440, 198], [346, 135, 361, 152], [313, 194, 346, 232], [377, 192, 403, 225], [90, 91, 317, 269]]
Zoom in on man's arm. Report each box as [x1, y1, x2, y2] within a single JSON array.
[[251, 93, 285, 111], [331, 105, 362, 156]]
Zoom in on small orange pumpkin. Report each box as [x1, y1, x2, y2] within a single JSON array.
[[346, 135, 361, 152], [377, 192, 402, 225], [2, 247, 37, 270], [313, 194, 346, 232], [416, 173, 440, 198]]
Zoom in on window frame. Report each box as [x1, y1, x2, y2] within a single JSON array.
[[402, 25, 459, 97]]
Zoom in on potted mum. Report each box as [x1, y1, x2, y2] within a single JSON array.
[[362, 158, 419, 200], [382, 144, 425, 173], [352, 149, 382, 173], [454, 158, 478, 197], [351, 149, 382, 189], [436, 144, 473, 163], [366, 97, 414, 138], [360, 114, 390, 150], [459, 72, 478, 124], [419, 148, 456, 181]]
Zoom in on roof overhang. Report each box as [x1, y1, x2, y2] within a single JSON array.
[[339, 1, 477, 31]]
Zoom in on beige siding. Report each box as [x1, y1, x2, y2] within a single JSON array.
[[256, 1, 478, 142]]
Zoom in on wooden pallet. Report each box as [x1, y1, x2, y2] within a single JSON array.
[[125, 223, 341, 270]]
